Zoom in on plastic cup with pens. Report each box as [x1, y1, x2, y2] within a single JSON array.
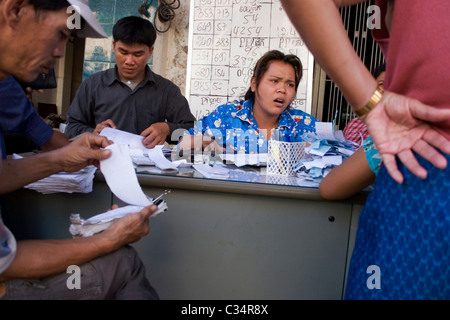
[[267, 128, 306, 176]]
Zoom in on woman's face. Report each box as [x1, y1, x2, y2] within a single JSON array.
[[377, 71, 386, 88], [251, 60, 297, 118]]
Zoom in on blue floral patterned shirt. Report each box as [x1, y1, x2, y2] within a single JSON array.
[[184, 99, 317, 154]]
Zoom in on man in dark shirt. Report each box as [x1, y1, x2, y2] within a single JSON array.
[[0, 0, 159, 300], [65, 16, 195, 149]]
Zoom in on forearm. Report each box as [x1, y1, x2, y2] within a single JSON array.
[[281, 0, 378, 110], [0, 154, 62, 194], [1, 133, 111, 194], [39, 131, 69, 152], [0, 206, 154, 281], [178, 134, 213, 151], [319, 147, 375, 200], [0, 236, 115, 281]]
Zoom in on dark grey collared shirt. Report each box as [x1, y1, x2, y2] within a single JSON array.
[[65, 66, 195, 142]]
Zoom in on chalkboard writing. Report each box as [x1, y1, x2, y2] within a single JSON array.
[[186, 0, 314, 120]]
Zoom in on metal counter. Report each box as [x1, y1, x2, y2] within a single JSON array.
[[3, 163, 366, 299]]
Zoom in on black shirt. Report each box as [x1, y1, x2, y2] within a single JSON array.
[[65, 66, 195, 143]]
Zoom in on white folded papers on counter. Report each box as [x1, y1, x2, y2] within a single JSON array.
[[220, 153, 267, 167]]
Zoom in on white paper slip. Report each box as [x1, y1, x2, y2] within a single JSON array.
[[100, 127, 147, 151], [146, 145, 178, 170], [100, 143, 151, 207], [322, 155, 343, 166], [314, 122, 345, 142]]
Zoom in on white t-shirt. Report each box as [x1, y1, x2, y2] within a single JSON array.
[[0, 142, 17, 275], [0, 214, 16, 275]]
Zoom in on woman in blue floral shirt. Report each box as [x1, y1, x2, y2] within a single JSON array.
[[179, 50, 317, 154]]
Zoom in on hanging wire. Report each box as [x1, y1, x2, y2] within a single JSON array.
[[154, 0, 180, 33]]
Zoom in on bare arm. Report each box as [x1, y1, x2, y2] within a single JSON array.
[[39, 130, 69, 152], [280, 0, 450, 183], [0, 132, 112, 194], [0, 204, 157, 281], [178, 135, 225, 153], [319, 147, 375, 200], [1, 155, 63, 194], [281, 0, 378, 108]]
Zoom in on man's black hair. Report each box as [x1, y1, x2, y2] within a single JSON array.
[[29, 0, 69, 12], [113, 16, 157, 48]]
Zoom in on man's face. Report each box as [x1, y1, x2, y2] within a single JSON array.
[[6, 5, 71, 82], [113, 41, 153, 82]]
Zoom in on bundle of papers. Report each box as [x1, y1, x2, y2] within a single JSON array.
[[293, 122, 359, 184], [219, 153, 267, 167], [70, 201, 168, 237], [24, 165, 97, 194], [12, 153, 97, 194]]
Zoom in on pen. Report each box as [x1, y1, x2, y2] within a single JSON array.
[[284, 128, 291, 142], [153, 189, 171, 205]]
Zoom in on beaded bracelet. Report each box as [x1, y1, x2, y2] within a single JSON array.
[[354, 86, 384, 117]]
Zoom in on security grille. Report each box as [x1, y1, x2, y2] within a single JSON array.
[[322, 1, 385, 129]]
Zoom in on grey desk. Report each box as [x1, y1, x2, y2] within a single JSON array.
[[2, 164, 366, 300]]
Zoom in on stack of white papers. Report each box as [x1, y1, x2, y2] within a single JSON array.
[[193, 164, 229, 179], [24, 165, 97, 194], [312, 122, 346, 142], [220, 153, 267, 167], [293, 122, 359, 183], [295, 139, 357, 179], [12, 153, 97, 194]]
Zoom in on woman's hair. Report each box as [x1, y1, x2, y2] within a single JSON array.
[[113, 16, 157, 48], [244, 50, 303, 100], [372, 63, 386, 78]]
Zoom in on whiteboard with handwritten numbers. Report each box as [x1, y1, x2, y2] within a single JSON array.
[[186, 0, 314, 120]]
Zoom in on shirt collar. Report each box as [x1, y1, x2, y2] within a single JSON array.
[[234, 99, 254, 124], [105, 65, 155, 86]]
